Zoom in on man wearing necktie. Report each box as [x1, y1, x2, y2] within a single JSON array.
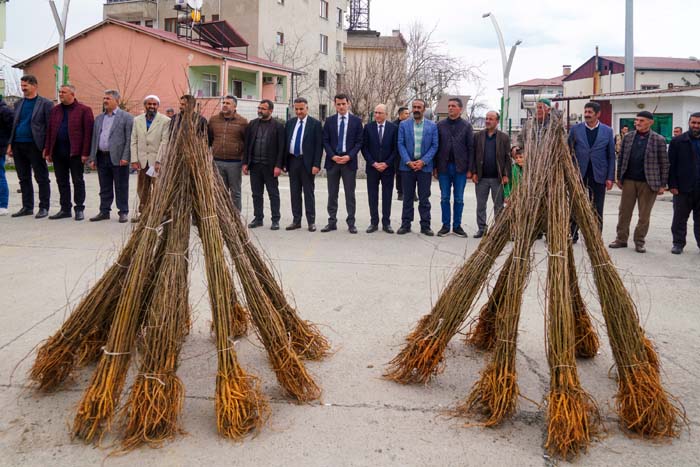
[[362, 104, 398, 233], [284, 97, 323, 231], [322, 93, 364, 234]]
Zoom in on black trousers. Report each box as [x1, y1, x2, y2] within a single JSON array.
[[97, 151, 129, 214], [13, 141, 50, 210], [571, 168, 606, 241], [671, 188, 700, 248], [401, 170, 431, 229], [395, 157, 403, 196], [287, 155, 316, 224], [53, 152, 85, 212], [249, 162, 281, 223], [367, 166, 394, 227], [326, 162, 357, 226]]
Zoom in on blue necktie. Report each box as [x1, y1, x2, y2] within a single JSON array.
[[336, 116, 345, 154], [293, 120, 304, 157]]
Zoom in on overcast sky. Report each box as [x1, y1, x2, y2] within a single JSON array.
[[2, 0, 699, 110]]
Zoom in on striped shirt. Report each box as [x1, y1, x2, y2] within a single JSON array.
[[413, 120, 424, 159]]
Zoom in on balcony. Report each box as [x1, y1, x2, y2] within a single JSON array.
[[103, 0, 157, 23]]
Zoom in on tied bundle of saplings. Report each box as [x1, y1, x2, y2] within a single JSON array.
[[386, 115, 684, 460], [29, 107, 327, 450]]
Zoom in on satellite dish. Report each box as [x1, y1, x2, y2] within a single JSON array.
[[187, 0, 203, 9]]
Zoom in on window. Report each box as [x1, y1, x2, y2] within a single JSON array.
[[276, 32, 284, 46], [212, 14, 220, 21], [320, 34, 328, 54], [336, 40, 342, 61], [319, 104, 328, 121], [337, 7, 343, 28], [202, 73, 218, 97], [320, 0, 329, 19], [164, 17, 177, 33], [319, 69, 327, 88], [145, 20, 154, 28], [231, 80, 243, 98], [641, 84, 660, 90], [336, 73, 342, 91]]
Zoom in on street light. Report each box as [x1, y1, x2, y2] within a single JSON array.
[[483, 12, 521, 131]]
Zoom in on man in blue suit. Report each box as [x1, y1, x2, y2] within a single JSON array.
[[397, 99, 439, 236], [568, 101, 615, 241], [322, 93, 363, 234], [362, 104, 397, 233], [284, 97, 323, 232]]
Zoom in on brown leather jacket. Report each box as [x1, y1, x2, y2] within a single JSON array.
[[207, 111, 248, 160]]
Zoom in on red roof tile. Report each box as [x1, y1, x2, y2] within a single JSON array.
[[511, 75, 566, 87]]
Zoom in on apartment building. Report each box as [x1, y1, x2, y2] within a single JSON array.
[[104, 0, 348, 119]]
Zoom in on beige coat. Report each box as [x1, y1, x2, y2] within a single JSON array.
[[130, 112, 170, 167]]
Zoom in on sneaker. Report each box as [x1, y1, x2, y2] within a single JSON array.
[[437, 225, 450, 237], [671, 245, 683, 255], [452, 226, 468, 238], [0, 208, 8, 216], [608, 240, 627, 249]]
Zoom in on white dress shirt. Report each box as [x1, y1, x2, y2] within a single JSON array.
[[290, 116, 307, 155], [336, 112, 349, 153]]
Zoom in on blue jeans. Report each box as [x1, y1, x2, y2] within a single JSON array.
[[0, 152, 8, 209], [438, 163, 467, 228]]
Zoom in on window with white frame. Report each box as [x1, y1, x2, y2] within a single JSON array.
[[320, 0, 329, 19], [202, 73, 218, 97], [336, 7, 343, 28], [336, 40, 342, 61], [319, 69, 327, 88], [320, 34, 328, 54], [276, 32, 284, 45], [231, 80, 243, 98]]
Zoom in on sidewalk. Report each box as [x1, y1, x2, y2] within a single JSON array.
[[0, 173, 698, 466]]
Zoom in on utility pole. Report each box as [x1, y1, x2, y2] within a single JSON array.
[[49, 0, 70, 100], [624, 0, 634, 91], [483, 12, 521, 131]]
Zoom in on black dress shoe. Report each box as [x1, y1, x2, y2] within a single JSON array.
[[248, 219, 263, 228], [452, 226, 468, 238], [382, 225, 394, 234], [75, 210, 85, 221], [49, 210, 72, 220], [90, 212, 110, 222], [421, 227, 434, 236], [35, 208, 49, 219], [671, 245, 683, 255], [348, 225, 357, 234], [118, 213, 129, 223], [397, 226, 411, 235], [321, 224, 337, 232], [11, 207, 33, 217], [308, 223, 317, 232], [437, 225, 450, 237], [270, 221, 280, 231], [286, 222, 301, 230], [473, 230, 485, 239], [366, 224, 378, 233]]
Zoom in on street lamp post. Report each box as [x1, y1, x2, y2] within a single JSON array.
[[482, 12, 521, 131], [49, 0, 71, 101]]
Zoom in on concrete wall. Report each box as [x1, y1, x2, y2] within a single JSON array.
[[610, 95, 700, 135]]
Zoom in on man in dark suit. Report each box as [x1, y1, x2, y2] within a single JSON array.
[[362, 104, 397, 233], [393, 106, 410, 200], [88, 90, 134, 223], [284, 97, 323, 231], [243, 99, 285, 230], [610, 111, 669, 253], [7, 74, 53, 218], [322, 93, 363, 233], [567, 101, 616, 242], [668, 113, 700, 254]]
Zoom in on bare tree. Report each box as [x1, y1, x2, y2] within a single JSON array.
[[342, 22, 481, 121], [263, 31, 323, 101], [466, 84, 489, 125]]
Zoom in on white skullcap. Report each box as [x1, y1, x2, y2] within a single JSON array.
[[143, 94, 160, 104]]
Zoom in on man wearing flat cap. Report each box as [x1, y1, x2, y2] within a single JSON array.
[[130, 95, 170, 221], [609, 111, 669, 253]]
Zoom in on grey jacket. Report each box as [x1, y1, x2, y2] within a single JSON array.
[[89, 108, 134, 166], [8, 95, 53, 150]]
